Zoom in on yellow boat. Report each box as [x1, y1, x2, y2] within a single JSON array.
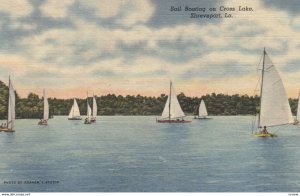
[[254, 133, 277, 137]]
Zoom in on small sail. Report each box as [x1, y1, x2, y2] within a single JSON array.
[[161, 96, 170, 119], [73, 99, 81, 117], [43, 89, 49, 120], [92, 96, 97, 117], [161, 82, 185, 119], [68, 105, 74, 118], [259, 51, 293, 127], [198, 100, 208, 117], [7, 77, 15, 130], [68, 98, 81, 118], [297, 92, 300, 121], [87, 102, 92, 118]]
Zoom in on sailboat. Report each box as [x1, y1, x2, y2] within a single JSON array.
[[194, 99, 211, 119], [157, 81, 191, 123], [293, 92, 300, 125], [0, 76, 15, 132], [84, 95, 92, 124], [38, 89, 49, 125], [68, 98, 82, 120], [254, 48, 293, 137], [91, 96, 97, 123]]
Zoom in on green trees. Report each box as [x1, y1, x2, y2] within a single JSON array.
[[0, 80, 299, 118]]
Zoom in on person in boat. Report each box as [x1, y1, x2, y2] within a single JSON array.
[[260, 126, 269, 134], [1, 122, 7, 128]]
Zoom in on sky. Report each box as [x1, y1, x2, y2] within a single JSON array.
[[0, 0, 300, 98]]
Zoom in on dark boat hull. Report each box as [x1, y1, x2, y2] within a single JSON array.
[[254, 133, 277, 137], [68, 117, 82, 120], [157, 119, 191, 123], [38, 122, 48, 125]]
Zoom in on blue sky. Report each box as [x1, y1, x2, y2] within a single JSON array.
[[0, 0, 300, 98]]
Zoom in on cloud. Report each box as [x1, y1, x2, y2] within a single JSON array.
[[17, 1, 300, 87], [0, 0, 32, 17], [40, 0, 155, 27], [262, 0, 300, 15], [1, 0, 300, 98], [40, 0, 73, 18]]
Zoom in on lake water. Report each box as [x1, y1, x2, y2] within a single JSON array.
[[0, 116, 300, 192]]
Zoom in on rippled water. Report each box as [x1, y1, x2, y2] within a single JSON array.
[[0, 116, 300, 192]]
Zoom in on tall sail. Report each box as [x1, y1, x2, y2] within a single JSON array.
[[7, 77, 15, 130], [297, 92, 300, 121], [259, 50, 293, 127], [43, 89, 49, 120], [161, 81, 185, 119], [92, 96, 97, 117], [68, 105, 74, 118], [198, 100, 208, 117], [87, 102, 92, 118], [68, 98, 81, 118], [161, 95, 170, 119]]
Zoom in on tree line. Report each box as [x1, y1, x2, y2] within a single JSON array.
[[0, 80, 298, 119]]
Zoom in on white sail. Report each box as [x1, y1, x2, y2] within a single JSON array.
[[92, 96, 97, 117], [87, 102, 92, 118], [297, 92, 300, 121], [68, 98, 81, 118], [259, 51, 293, 127], [7, 77, 15, 130], [68, 105, 74, 118], [161, 81, 185, 119], [198, 100, 208, 117], [43, 89, 49, 120], [161, 95, 170, 119]]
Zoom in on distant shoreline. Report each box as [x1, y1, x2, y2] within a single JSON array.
[[0, 80, 298, 119]]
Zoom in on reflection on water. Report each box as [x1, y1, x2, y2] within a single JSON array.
[[0, 116, 300, 192]]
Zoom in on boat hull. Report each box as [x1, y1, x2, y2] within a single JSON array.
[[157, 119, 191, 123], [194, 116, 212, 120], [38, 122, 48, 125], [254, 133, 277, 137], [0, 128, 15, 132], [68, 117, 82, 120]]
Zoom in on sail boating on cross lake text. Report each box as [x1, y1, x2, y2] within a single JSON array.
[[170, 6, 254, 12]]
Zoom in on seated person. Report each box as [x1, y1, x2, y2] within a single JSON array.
[[260, 126, 268, 134]]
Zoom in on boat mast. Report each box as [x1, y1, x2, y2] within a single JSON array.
[[87, 92, 89, 118], [44, 89, 46, 120], [92, 92, 94, 117], [73, 98, 75, 117], [7, 75, 10, 128], [297, 92, 300, 120], [169, 81, 172, 120], [258, 48, 266, 128]]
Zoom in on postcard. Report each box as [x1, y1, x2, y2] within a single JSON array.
[[0, 0, 300, 194]]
